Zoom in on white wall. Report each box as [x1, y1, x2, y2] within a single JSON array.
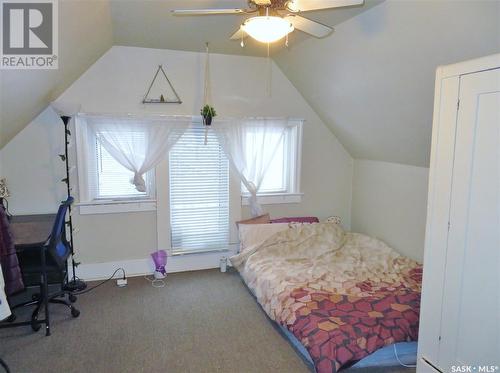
[[0, 46, 353, 268], [0, 0, 113, 148], [275, 0, 500, 166], [351, 159, 428, 262]]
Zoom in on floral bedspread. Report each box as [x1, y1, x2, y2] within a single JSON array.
[[231, 223, 422, 373]]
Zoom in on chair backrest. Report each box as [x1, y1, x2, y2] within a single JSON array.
[[47, 197, 74, 268]]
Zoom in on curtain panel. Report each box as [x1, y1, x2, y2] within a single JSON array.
[[81, 115, 192, 192], [213, 118, 292, 217]]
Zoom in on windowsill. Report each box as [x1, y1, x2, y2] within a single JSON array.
[[77, 199, 157, 215], [241, 193, 303, 205], [171, 248, 230, 256]]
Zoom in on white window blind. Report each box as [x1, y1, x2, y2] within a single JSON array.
[[95, 137, 150, 199], [169, 126, 229, 254]]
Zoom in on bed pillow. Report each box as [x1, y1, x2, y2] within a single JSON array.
[[238, 223, 290, 253], [236, 214, 270, 227], [270, 216, 319, 224]]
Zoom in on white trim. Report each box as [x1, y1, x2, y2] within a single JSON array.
[[78, 200, 157, 215], [75, 250, 236, 281], [241, 193, 303, 205], [437, 53, 500, 79]]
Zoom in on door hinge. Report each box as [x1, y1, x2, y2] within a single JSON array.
[[457, 99, 460, 110], [438, 335, 442, 341], [447, 221, 451, 231]]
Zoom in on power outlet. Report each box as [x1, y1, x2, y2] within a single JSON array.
[[116, 278, 127, 287]]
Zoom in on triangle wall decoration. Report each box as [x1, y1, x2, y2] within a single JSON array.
[[142, 65, 182, 104]]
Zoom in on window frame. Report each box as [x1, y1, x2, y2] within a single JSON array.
[[75, 116, 157, 215], [241, 119, 303, 205]]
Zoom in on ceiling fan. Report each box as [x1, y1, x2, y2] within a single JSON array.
[[172, 0, 364, 44]]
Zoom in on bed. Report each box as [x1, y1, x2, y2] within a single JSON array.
[[231, 222, 422, 373]]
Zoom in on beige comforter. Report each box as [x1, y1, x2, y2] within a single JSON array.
[[230, 222, 421, 326]]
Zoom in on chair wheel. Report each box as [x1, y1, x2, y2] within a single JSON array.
[[31, 322, 41, 332], [6, 314, 16, 323], [69, 294, 77, 303], [71, 308, 80, 318]]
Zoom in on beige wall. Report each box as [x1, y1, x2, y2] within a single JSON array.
[[351, 159, 428, 262], [0, 46, 353, 265]]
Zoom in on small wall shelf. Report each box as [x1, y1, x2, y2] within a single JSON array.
[[142, 65, 182, 104]]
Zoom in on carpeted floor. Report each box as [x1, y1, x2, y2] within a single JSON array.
[[0, 269, 416, 373]]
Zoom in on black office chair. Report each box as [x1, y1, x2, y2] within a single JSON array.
[[11, 197, 80, 336]]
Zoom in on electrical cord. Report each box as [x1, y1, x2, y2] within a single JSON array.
[[0, 358, 10, 373], [393, 344, 417, 368], [71, 268, 126, 295]]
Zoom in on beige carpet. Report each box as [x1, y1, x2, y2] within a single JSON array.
[[0, 269, 415, 373]]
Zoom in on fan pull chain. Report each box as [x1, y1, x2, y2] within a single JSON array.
[[285, 33, 289, 48], [241, 28, 245, 48]]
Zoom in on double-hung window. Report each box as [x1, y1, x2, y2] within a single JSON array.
[[168, 126, 230, 254], [242, 119, 303, 203], [94, 133, 153, 200], [76, 117, 155, 208]]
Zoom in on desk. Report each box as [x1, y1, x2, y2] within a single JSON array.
[[0, 214, 56, 332], [10, 214, 55, 245]]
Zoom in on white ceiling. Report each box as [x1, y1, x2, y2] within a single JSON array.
[[275, 0, 500, 166], [109, 0, 382, 56]]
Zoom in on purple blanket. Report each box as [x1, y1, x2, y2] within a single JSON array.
[[0, 205, 24, 295]]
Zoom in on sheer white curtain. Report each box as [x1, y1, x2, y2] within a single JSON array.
[[214, 118, 289, 217], [84, 115, 190, 192]]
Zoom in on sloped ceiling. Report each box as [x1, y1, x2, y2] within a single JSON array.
[[0, 0, 381, 149], [274, 0, 500, 167], [2, 0, 498, 168], [0, 0, 113, 148], [109, 0, 382, 56]]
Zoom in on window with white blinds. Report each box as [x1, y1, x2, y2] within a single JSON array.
[[95, 138, 151, 199], [169, 126, 230, 254]]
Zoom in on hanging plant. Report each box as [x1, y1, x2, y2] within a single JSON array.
[[201, 104, 217, 126]]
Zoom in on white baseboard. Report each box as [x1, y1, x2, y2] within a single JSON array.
[[74, 250, 235, 281]]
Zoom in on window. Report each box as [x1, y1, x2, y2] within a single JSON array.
[[76, 117, 155, 209], [242, 119, 302, 200], [95, 138, 152, 200], [169, 126, 229, 254]]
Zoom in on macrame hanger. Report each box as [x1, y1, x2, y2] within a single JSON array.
[[203, 42, 211, 145], [266, 42, 272, 97]]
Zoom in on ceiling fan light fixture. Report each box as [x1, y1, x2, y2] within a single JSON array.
[[242, 16, 294, 43]]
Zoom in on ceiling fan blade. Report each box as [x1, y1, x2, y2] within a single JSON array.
[[285, 15, 334, 38], [286, 0, 364, 12], [172, 8, 247, 16], [230, 27, 247, 40]]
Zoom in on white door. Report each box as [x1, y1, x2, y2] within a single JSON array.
[[438, 68, 500, 370]]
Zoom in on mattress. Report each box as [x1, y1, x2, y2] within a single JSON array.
[[231, 223, 422, 373], [242, 276, 417, 372], [277, 323, 417, 371]]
